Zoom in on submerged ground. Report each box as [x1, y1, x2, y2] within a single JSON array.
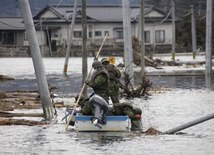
[[0, 56, 214, 155]]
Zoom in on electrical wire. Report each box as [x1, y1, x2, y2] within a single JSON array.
[[34, 0, 64, 26], [0, 20, 23, 28], [0, 0, 64, 28]]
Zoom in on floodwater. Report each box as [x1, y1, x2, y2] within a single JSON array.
[[0, 57, 214, 155]]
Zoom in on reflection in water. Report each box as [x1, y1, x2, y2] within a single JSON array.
[[75, 132, 130, 145], [1, 88, 214, 155], [1, 74, 213, 96]]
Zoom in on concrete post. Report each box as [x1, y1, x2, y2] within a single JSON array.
[[191, 5, 197, 59], [122, 0, 134, 85], [171, 0, 175, 60], [18, 0, 54, 120], [63, 0, 78, 74], [164, 113, 214, 134], [205, 0, 213, 89]]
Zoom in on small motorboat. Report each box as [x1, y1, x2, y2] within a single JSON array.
[[63, 94, 142, 132], [74, 113, 130, 132]]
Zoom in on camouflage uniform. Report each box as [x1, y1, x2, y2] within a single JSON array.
[[78, 98, 93, 115], [107, 103, 135, 118], [86, 66, 110, 102], [107, 102, 142, 131], [102, 60, 121, 104]]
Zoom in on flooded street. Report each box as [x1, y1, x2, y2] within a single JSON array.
[[0, 57, 214, 155]]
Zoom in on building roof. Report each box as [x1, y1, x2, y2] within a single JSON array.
[[0, 4, 177, 31], [33, 4, 175, 23], [0, 17, 25, 30]]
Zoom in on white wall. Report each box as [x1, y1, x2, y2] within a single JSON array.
[[34, 21, 173, 46], [23, 30, 46, 46]]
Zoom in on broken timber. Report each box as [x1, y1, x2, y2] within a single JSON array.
[[0, 117, 49, 126], [0, 110, 44, 117]]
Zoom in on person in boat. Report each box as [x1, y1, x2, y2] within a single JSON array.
[[75, 94, 142, 131], [101, 57, 122, 104], [85, 60, 110, 103], [107, 102, 143, 131], [75, 93, 109, 129], [75, 94, 93, 115]]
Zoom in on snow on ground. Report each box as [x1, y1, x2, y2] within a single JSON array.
[[133, 53, 213, 74]]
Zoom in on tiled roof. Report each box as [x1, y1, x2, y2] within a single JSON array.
[[34, 5, 168, 23], [55, 5, 143, 22], [0, 17, 25, 30]]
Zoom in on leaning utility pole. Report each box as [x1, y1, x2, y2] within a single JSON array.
[[205, 0, 213, 89], [140, 0, 145, 78], [63, 0, 78, 74], [122, 0, 134, 85], [171, 0, 175, 60], [164, 112, 214, 134], [82, 0, 88, 97], [191, 5, 197, 59], [18, 0, 54, 120]]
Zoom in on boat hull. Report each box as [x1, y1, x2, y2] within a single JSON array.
[[75, 113, 130, 132]]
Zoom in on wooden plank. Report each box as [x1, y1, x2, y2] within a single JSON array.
[[0, 110, 44, 117]]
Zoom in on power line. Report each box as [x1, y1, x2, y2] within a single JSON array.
[[34, 0, 64, 26], [0, 20, 23, 28]]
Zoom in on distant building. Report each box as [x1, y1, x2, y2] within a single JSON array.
[[0, 17, 25, 46], [0, 4, 178, 56]]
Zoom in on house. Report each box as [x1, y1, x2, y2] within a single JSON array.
[[0, 4, 177, 56], [32, 4, 177, 55], [0, 17, 25, 46]]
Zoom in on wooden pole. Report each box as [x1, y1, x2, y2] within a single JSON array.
[[140, 0, 145, 78], [82, 0, 87, 97], [65, 33, 108, 131]]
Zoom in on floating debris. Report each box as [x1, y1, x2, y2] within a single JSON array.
[[144, 127, 162, 135], [0, 75, 14, 81], [0, 118, 49, 126]]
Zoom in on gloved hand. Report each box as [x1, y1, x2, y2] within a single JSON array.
[[84, 80, 89, 85], [69, 109, 77, 115], [94, 57, 98, 61]]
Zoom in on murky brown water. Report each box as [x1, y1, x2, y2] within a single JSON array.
[[0, 58, 214, 154]]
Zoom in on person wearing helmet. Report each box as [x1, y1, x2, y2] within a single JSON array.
[[85, 60, 110, 102], [101, 57, 121, 104]]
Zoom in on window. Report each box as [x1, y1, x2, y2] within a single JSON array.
[[144, 31, 150, 43], [88, 32, 92, 38], [155, 30, 165, 43], [115, 30, 123, 39], [51, 30, 58, 38], [74, 31, 82, 38], [0, 31, 2, 42], [95, 31, 102, 36], [2, 31, 16, 44], [88, 25, 92, 38]]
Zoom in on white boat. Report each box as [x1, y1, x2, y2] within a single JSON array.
[[74, 113, 130, 132], [64, 94, 142, 132]]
